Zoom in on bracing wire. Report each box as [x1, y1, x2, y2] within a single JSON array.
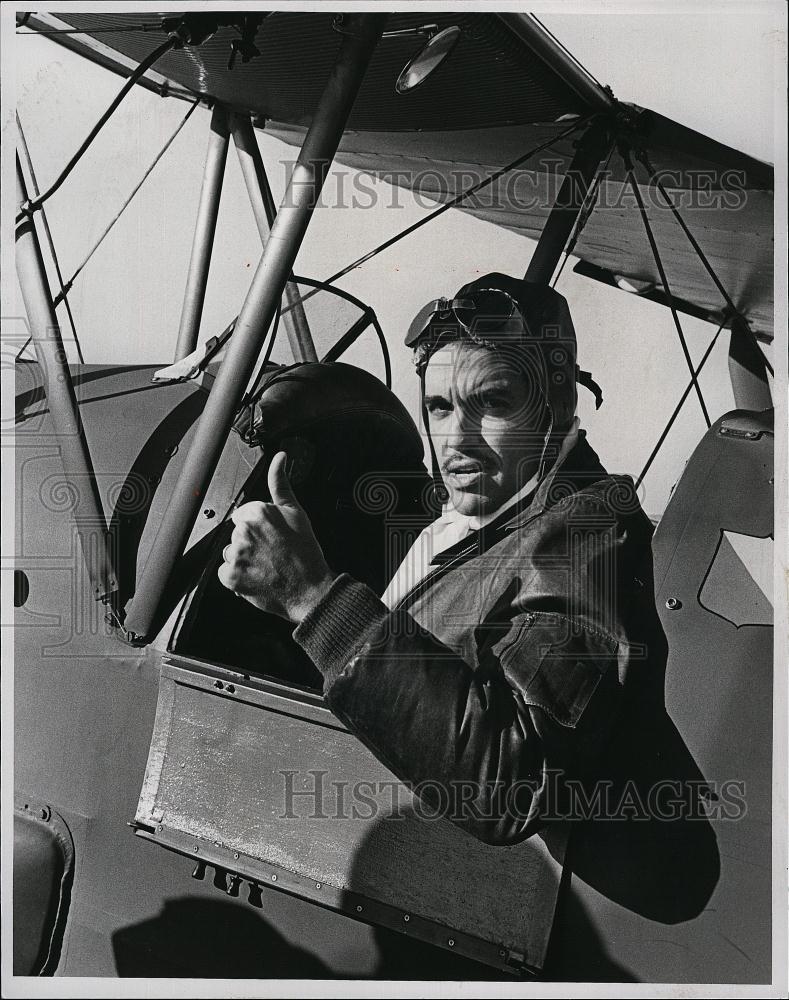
[[638, 149, 773, 377], [53, 97, 201, 305], [18, 36, 178, 217], [16, 112, 85, 363], [280, 117, 591, 318], [622, 145, 711, 429], [636, 319, 726, 488]]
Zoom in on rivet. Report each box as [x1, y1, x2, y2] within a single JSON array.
[[499, 949, 506, 957], [665, 597, 682, 610], [193, 845, 199, 853], [271, 874, 277, 881], [356, 905, 363, 912], [448, 939, 455, 947], [157, 824, 163, 832], [316, 882, 322, 889], [214, 680, 224, 689], [403, 914, 410, 922], [226, 684, 235, 694], [203, 508, 216, 518], [233, 852, 239, 860]]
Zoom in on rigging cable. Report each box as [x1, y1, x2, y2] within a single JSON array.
[[636, 319, 726, 488], [279, 117, 591, 318], [193, 118, 589, 375], [622, 144, 711, 428], [18, 36, 179, 218], [16, 112, 84, 363], [638, 149, 773, 377], [52, 97, 201, 306]]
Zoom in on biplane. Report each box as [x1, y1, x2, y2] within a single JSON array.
[[9, 8, 778, 986]]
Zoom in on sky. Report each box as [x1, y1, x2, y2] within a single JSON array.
[[8, 2, 785, 516]]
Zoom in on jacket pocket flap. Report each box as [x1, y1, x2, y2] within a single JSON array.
[[501, 612, 618, 728]]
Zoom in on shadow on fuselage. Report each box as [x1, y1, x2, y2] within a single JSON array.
[[111, 897, 332, 978]]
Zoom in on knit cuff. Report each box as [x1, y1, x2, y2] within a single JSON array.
[[292, 573, 389, 690]]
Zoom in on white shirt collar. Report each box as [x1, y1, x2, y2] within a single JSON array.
[[381, 418, 581, 609]]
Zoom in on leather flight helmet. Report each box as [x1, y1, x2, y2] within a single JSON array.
[[407, 272, 600, 435]]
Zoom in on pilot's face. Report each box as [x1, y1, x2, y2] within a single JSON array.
[[423, 340, 548, 517]]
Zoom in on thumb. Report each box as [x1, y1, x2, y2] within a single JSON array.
[[268, 450, 301, 508]]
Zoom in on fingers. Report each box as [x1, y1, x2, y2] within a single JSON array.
[[267, 450, 301, 509], [231, 500, 267, 527], [217, 560, 239, 593]]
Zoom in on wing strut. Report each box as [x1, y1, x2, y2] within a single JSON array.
[[230, 113, 317, 362], [123, 13, 388, 643], [15, 154, 119, 603], [524, 119, 613, 284], [173, 105, 230, 361]]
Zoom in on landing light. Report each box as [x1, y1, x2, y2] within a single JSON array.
[[395, 26, 462, 94]]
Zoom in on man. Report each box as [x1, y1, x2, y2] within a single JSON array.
[[218, 272, 665, 844]]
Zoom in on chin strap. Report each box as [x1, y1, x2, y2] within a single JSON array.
[[419, 369, 448, 508], [576, 365, 604, 409], [536, 407, 556, 482]]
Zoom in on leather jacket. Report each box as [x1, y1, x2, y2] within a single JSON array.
[[293, 431, 667, 845]]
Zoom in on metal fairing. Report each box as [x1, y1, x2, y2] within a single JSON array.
[[134, 657, 563, 975], [543, 409, 773, 983]]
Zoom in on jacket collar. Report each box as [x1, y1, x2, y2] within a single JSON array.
[[429, 430, 609, 564]]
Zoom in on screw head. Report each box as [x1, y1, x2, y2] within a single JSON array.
[[665, 597, 682, 610], [203, 508, 216, 518]]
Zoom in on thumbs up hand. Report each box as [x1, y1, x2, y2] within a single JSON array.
[[218, 450, 337, 622]]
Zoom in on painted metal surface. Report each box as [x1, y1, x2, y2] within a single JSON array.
[[133, 656, 564, 974], [545, 409, 773, 983], [15, 156, 118, 601]]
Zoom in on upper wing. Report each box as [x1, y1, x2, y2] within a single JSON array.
[[22, 10, 774, 342]]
